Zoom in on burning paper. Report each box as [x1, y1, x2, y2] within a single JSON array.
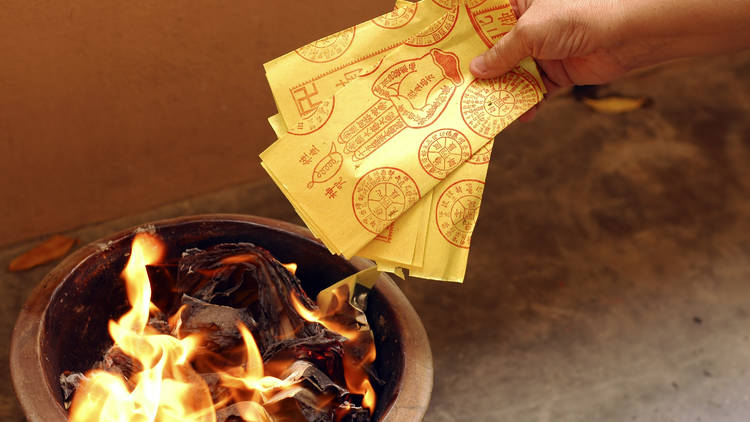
[[261, 0, 546, 282], [63, 233, 380, 422]]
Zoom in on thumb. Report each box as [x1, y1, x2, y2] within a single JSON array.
[[470, 28, 530, 78]]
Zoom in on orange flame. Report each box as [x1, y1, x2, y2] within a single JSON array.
[[70, 233, 215, 422], [218, 324, 292, 396], [70, 233, 222, 422], [282, 263, 297, 275], [290, 290, 377, 413], [69, 235, 374, 421], [119, 232, 165, 334]]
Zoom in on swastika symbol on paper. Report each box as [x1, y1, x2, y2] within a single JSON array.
[[292, 83, 323, 116]]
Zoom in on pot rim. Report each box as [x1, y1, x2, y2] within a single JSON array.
[[10, 214, 433, 422]]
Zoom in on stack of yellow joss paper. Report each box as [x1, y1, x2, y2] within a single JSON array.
[[261, 0, 546, 282]]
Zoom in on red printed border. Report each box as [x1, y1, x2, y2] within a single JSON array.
[[294, 26, 357, 64], [371, 2, 419, 29]]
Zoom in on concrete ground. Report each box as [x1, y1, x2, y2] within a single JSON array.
[[2, 50, 749, 421]]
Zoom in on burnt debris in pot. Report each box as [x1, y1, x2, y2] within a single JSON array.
[[61, 241, 378, 421]]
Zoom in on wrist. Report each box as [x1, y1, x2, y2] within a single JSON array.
[[607, 0, 750, 71], [599, 0, 660, 71]]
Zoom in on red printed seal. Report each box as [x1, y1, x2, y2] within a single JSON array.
[[308, 144, 343, 188], [460, 69, 542, 138], [466, 140, 493, 165], [419, 129, 472, 179], [339, 49, 463, 161], [437, 0, 485, 8], [352, 167, 421, 234], [435, 179, 485, 248], [372, 2, 418, 29], [295, 27, 356, 63], [405, 5, 458, 47]]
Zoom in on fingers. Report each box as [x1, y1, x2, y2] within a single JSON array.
[[509, 0, 532, 19], [509, 0, 522, 18], [516, 72, 557, 122], [537, 59, 576, 88], [539, 70, 563, 96], [470, 27, 531, 79]]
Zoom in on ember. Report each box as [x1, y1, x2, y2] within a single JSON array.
[[61, 233, 378, 422]]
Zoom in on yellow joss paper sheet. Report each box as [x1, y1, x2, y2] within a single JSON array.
[[264, 0, 463, 131], [266, 0, 449, 269], [264, 1, 516, 281], [407, 145, 491, 281], [361, 141, 493, 282], [262, 0, 546, 281]]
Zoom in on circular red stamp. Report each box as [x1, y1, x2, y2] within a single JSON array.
[[466, 140, 493, 165], [435, 179, 485, 248], [295, 27, 356, 63], [352, 167, 421, 234], [418, 129, 472, 179], [405, 6, 458, 47], [372, 2, 417, 29], [460, 70, 542, 137], [288, 97, 335, 136], [432, 0, 458, 9]]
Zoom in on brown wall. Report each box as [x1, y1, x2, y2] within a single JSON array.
[[0, 0, 392, 247]]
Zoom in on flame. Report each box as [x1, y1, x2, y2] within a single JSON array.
[[290, 290, 377, 413], [120, 233, 165, 334], [218, 254, 296, 276], [219, 254, 257, 264], [69, 235, 374, 421], [70, 233, 215, 422], [218, 324, 292, 396], [282, 263, 297, 275]]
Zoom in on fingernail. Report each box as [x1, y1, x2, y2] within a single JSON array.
[[470, 55, 487, 75]]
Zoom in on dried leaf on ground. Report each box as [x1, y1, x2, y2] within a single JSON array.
[[583, 96, 649, 114], [9, 235, 76, 271]]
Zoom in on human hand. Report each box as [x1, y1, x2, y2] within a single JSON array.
[[471, 0, 631, 121], [470, 0, 750, 121]]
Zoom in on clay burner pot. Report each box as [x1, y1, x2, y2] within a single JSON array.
[[11, 214, 432, 421]]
